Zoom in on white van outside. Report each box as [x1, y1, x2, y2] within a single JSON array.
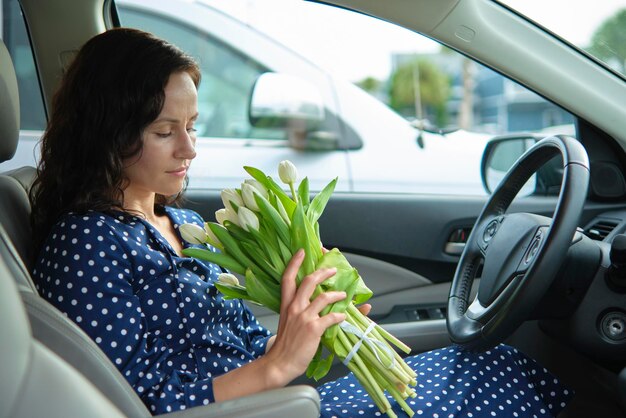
[[2, 0, 495, 195]]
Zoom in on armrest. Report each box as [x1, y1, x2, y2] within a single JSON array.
[[161, 385, 320, 418]]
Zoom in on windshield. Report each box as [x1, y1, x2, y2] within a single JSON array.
[[496, 0, 626, 78]]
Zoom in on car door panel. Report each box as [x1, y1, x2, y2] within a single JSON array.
[[318, 194, 626, 353], [185, 190, 620, 355]]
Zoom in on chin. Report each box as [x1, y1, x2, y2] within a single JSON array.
[[158, 184, 185, 198]]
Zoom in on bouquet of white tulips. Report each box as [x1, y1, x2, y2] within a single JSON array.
[[180, 161, 417, 418]]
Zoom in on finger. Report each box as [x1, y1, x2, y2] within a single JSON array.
[[357, 303, 372, 316], [321, 246, 329, 254], [281, 249, 304, 309], [295, 267, 336, 306], [316, 311, 347, 331], [307, 290, 347, 315]]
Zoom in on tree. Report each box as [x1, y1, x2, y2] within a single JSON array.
[[356, 76, 382, 94], [388, 58, 450, 127], [587, 9, 626, 73]]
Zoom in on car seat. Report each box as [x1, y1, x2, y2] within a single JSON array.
[[0, 38, 36, 271], [0, 38, 321, 418], [0, 225, 127, 418]]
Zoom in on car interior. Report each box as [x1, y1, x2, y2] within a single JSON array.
[[1, 0, 626, 417]]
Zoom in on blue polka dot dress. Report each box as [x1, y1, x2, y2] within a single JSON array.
[[33, 207, 573, 417]]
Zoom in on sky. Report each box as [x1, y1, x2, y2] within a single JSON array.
[[200, 0, 624, 82], [503, 0, 622, 45]]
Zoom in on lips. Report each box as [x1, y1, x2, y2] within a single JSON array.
[[167, 166, 188, 175]]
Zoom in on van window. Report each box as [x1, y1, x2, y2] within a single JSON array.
[[118, 6, 286, 140]]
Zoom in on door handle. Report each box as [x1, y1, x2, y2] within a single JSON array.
[[444, 242, 465, 255], [444, 227, 472, 255]]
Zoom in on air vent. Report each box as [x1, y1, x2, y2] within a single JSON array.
[[585, 220, 619, 241]]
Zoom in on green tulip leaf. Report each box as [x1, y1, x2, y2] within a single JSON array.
[[255, 193, 291, 247], [317, 248, 373, 305], [206, 223, 259, 272], [298, 176, 310, 209], [245, 269, 281, 313], [215, 282, 250, 300], [307, 177, 337, 224], [240, 241, 280, 279], [305, 344, 323, 379], [290, 203, 322, 279], [310, 351, 335, 381], [181, 248, 246, 275]]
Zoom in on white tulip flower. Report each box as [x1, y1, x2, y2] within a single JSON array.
[[218, 273, 240, 286], [215, 208, 240, 226], [243, 179, 269, 199], [278, 160, 298, 185], [237, 206, 260, 232], [221, 188, 243, 213], [179, 223, 208, 245], [203, 222, 222, 247], [241, 182, 263, 212]]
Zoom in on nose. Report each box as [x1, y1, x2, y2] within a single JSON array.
[[176, 130, 197, 160]]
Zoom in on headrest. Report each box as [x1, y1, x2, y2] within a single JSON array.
[[0, 39, 20, 163]]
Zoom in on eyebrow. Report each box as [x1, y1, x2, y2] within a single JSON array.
[[152, 113, 199, 124]]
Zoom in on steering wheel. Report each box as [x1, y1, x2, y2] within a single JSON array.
[[447, 135, 590, 351]]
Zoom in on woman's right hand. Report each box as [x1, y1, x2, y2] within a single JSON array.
[[263, 249, 347, 386], [213, 249, 347, 401]]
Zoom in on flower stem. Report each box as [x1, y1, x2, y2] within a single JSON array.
[[344, 311, 417, 387], [345, 360, 388, 414], [342, 322, 407, 387], [344, 312, 395, 369], [371, 367, 415, 417], [348, 304, 412, 354], [337, 329, 391, 412], [289, 182, 298, 204]]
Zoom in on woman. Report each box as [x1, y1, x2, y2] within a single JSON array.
[[31, 28, 572, 417]]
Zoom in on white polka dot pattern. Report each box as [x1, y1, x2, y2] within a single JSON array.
[[34, 207, 271, 413], [317, 345, 572, 417]]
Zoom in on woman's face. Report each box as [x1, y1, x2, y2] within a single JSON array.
[[123, 71, 198, 201]]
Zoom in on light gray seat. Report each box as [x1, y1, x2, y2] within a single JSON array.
[[0, 38, 321, 418], [0, 34, 36, 271], [0, 226, 127, 418]]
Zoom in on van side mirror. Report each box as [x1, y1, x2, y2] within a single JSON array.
[[248, 72, 338, 150], [481, 134, 564, 196]]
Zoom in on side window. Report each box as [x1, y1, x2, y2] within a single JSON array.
[[1, 0, 46, 131], [114, 0, 575, 196], [117, 6, 286, 140]]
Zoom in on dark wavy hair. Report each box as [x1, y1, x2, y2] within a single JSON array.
[[30, 28, 201, 251]]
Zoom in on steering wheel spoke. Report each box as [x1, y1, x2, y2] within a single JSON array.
[[470, 273, 524, 322]]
